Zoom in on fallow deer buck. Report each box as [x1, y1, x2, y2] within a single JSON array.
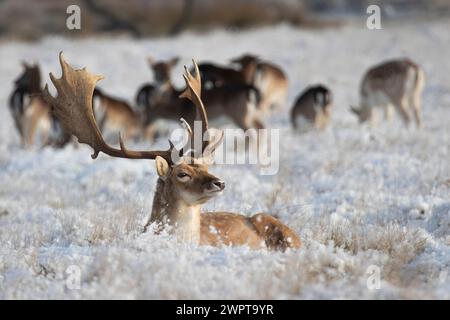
[[232, 54, 288, 115], [9, 62, 70, 147], [93, 88, 142, 142], [136, 57, 265, 141], [291, 85, 333, 131], [44, 53, 300, 251], [351, 58, 425, 127]]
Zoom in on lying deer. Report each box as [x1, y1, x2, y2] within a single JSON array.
[[351, 58, 425, 127], [291, 85, 333, 130], [232, 54, 288, 114], [9, 62, 70, 147], [137, 57, 265, 140], [43, 53, 300, 251], [93, 88, 142, 142]]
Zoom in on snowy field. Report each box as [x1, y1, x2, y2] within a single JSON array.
[[0, 18, 449, 299]]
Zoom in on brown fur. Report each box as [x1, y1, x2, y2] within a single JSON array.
[[291, 85, 332, 130], [9, 62, 71, 148], [22, 95, 52, 147], [232, 54, 288, 114], [93, 88, 142, 141], [143, 58, 264, 140], [352, 58, 425, 127], [145, 160, 301, 251]]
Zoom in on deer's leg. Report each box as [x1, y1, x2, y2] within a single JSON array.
[[314, 110, 329, 130], [14, 115, 26, 146], [41, 121, 51, 148], [23, 112, 38, 148], [410, 91, 422, 128], [395, 97, 411, 127], [384, 104, 394, 123], [250, 213, 301, 251]]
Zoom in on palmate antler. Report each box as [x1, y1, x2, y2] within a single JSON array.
[[43, 52, 222, 164], [43, 52, 177, 162]]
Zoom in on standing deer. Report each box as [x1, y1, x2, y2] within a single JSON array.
[[232, 54, 288, 114], [93, 88, 142, 142], [291, 85, 333, 130], [44, 53, 300, 251], [136, 57, 265, 141], [351, 58, 425, 127], [9, 62, 70, 147]]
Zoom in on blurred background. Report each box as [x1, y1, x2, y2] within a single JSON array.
[[1, 0, 450, 40]]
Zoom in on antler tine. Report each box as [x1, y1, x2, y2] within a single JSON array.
[[179, 60, 210, 155], [43, 52, 175, 163], [180, 118, 193, 136]]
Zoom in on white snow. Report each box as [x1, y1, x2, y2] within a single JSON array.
[[0, 19, 449, 299]]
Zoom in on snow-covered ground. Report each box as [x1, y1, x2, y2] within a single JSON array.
[[0, 18, 449, 299]]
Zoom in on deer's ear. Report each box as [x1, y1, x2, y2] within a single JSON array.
[[170, 57, 179, 67], [155, 156, 170, 179]]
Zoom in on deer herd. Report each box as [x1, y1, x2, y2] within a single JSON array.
[[7, 51, 426, 252]]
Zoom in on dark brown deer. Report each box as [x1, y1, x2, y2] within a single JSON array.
[[291, 85, 333, 130], [43, 53, 301, 251], [8, 62, 70, 147], [137, 57, 264, 141]]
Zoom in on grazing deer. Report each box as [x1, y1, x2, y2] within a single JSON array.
[[44, 53, 300, 251], [351, 58, 425, 127], [93, 88, 142, 142], [291, 85, 333, 130], [8, 62, 70, 147], [232, 54, 288, 114], [138, 57, 265, 140]]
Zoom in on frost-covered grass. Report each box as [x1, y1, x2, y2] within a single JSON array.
[[0, 19, 449, 299]]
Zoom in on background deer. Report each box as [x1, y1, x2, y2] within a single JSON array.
[[136, 57, 265, 140], [232, 54, 288, 115], [93, 88, 142, 143], [196, 61, 254, 88], [43, 53, 300, 251], [291, 85, 333, 130], [9, 62, 70, 147], [351, 58, 425, 127]]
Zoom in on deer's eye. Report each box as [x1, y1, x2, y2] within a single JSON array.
[[177, 172, 191, 180]]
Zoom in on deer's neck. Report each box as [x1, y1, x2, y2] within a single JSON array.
[[241, 63, 258, 84], [150, 178, 201, 243], [156, 81, 173, 94]]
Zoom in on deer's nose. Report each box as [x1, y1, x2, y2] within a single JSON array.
[[207, 179, 225, 192], [213, 180, 225, 190]]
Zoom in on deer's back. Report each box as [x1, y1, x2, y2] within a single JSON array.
[[200, 212, 300, 251], [361, 58, 421, 99], [258, 62, 287, 82], [202, 85, 251, 118]]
